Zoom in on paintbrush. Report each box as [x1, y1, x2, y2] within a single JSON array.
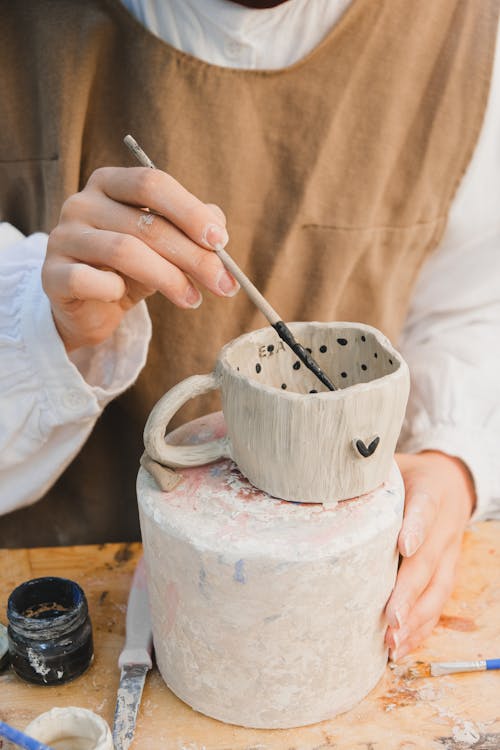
[[123, 134, 337, 392], [0, 720, 55, 750], [408, 658, 500, 678]]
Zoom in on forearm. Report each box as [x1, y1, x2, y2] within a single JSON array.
[[0, 225, 151, 514]]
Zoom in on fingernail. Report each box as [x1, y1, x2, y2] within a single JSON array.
[[400, 530, 423, 557], [203, 224, 229, 250], [391, 625, 409, 651], [387, 601, 410, 629], [217, 270, 240, 296], [185, 286, 202, 308]]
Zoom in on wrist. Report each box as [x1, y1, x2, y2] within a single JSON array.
[[419, 450, 476, 517]]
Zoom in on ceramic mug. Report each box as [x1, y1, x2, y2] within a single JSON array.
[[144, 321, 410, 503]]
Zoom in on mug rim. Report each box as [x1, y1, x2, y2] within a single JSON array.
[[216, 320, 408, 399]]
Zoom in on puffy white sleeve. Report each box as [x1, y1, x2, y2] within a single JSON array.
[[397, 22, 500, 521], [0, 225, 151, 515]]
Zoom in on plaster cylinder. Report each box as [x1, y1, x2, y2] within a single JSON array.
[[138, 413, 404, 729]]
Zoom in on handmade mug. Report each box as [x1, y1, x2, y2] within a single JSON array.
[[144, 321, 410, 503]]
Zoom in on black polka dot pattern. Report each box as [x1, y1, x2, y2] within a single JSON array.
[[245, 331, 396, 394]]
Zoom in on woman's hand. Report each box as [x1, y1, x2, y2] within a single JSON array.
[[385, 450, 476, 660], [42, 167, 239, 351]]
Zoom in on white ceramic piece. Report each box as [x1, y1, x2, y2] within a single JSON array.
[[138, 412, 405, 729], [25, 707, 113, 750], [144, 321, 409, 503]]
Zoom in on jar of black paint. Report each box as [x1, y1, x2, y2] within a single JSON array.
[[7, 577, 93, 685]]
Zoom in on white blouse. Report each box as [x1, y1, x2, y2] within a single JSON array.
[[1, 0, 499, 519]]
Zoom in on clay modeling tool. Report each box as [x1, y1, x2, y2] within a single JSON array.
[[112, 557, 153, 750], [0, 721, 55, 750], [408, 658, 500, 678], [124, 134, 338, 391]]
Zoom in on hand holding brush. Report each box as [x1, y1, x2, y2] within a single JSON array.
[[124, 135, 337, 391]]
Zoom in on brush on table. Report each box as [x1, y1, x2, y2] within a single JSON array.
[[123, 134, 338, 392], [408, 658, 500, 678], [0, 720, 54, 750]]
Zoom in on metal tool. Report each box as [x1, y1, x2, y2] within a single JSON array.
[[112, 557, 153, 750], [123, 134, 338, 392]]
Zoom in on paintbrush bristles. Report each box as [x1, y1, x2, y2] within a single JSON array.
[[407, 659, 496, 679], [406, 662, 431, 679]]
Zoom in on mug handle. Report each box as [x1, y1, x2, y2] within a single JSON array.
[[143, 373, 231, 468]]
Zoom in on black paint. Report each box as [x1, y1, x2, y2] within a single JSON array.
[[389, 358, 393, 365], [319, 345, 327, 353], [341, 372, 348, 378], [267, 344, 274, 352], [355, 436, 380, 458], [337, 338, 348, 346], [361, 364, 368, 371], [272, 321, 337, 390], [7, 577, 93, 685], [361, 335, 366, 342], [374, 352, 378, 358], [293, 361, 301, 370], [255, 363, 262, 373], [309, 389, 318, 394], [281, 383, 287, 389]]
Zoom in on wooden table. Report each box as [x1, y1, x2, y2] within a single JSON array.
[[1, 523, 499, 750]]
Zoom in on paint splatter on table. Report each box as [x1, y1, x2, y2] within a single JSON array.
[[0, 524, 499, 749]]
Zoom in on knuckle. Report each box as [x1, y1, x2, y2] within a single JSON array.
[[66, 264, 82, 298], [87, 166, 113, 187], [107, 233, 134, 267], [60, 191, 88, 221], [47, 224, 65, 251], [136, 167, 163, 198], [191, 248, 219, 277]]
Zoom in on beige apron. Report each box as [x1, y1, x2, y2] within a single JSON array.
[[0, 0, 498, 545]]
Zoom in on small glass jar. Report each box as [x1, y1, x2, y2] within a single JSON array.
[[7, 576, 93, 685]]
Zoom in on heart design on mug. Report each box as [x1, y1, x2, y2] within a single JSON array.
[[355, 436, 380, 458]]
